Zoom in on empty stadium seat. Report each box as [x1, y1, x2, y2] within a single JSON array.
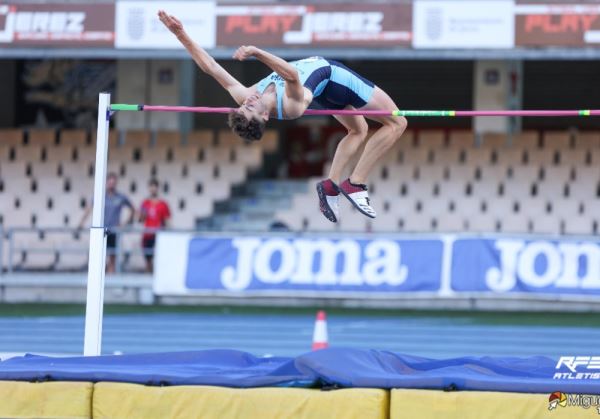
[[502, 180, 534, 198], [0, 128, 24, 147], [550, 200, 583, 216], [568, 182, 597, 199], [156, 131, 182, 147], [14, 145, 44, 163], [543, 131, 572, 150], [528, 148, 559, 166], [371, 212, 400, 232], [561, 149, 589, 166], [448, 130, 475, 149], [508, 165, 540, 183], [172, 145, 204, 163], [436, 181, 469, 198], [563, 216, 595, 236], [464, 148, 494, 166], [148, 145, 175, 164], [535, 181, 567, 199], [477, 165, 509, 182], [541, 166, 574, 184], [420, 197, 452, 216], [123, 130, 152, 148], [453, 196, 483, 216], [188, 130, 214, 147], [417, 165, 446, 182], [499, 215, 530, 234], [530, 214, 561, 235], [60, 129, 88, 147], [435, 213, 465, 232], [46, 146, 75, 163], [435, 148, 464, 166], [401, 148, 433, 165], [337, 207, 370, 232], [574, 131, 600, 149], [401, 213, 432, 232], [481, 133, 508, 149], [418, 130, 445, 149], [485, 197, 517, 217], [31, 162, 61, 179], [511, 131, 540, 149], [495, 149, 526, 166], [28, 129, 56, 147]]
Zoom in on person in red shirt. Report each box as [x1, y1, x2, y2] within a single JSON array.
[[139, 178, 171, 273]]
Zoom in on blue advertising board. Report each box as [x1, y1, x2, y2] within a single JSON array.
[[184, 237, 444, 292], [451, 238, 600, 295], [154, 233, 600, 297]]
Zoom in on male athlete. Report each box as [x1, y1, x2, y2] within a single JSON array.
[[159, 10, 407, 221]]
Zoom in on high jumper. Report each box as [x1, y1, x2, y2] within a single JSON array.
[[159, 10, 408, 222]]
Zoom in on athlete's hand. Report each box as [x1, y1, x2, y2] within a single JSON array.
[[158, 10, 184, 37], [233, 46, 258, 61]]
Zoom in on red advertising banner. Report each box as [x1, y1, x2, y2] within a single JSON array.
[[0, 3, 114, 47], [515, 2, 600, 46], [216, 3, 412, 48]]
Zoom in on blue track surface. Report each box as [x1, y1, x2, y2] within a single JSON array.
[[1, 313, 599, 358]]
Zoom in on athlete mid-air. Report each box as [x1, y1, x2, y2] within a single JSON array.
[[159, 10, 407, 221]]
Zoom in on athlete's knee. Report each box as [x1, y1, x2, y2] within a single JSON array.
[[347, 119, 369, 139], [389, 116, 407, 136]]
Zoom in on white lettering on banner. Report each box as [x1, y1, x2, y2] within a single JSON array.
[[219, 238, 408, 291], [486, 240, 600, 292], [254, 239, 296, 284], [284, 12, 383, 44], [10, 11, 84, 34], [220, 238, 261, 291]]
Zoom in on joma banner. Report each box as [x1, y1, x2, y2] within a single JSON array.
[[216, 3, 412, 48], [452, 238, 600, 294], [154, 234, 443, 294], [154, 233, 600, 298], [0, 3, 114, 47]]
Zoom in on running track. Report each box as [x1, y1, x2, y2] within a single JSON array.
[[1, 313, 599, 359]]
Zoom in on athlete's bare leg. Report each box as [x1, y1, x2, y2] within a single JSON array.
[[327, 110, 369, 184], [316, 109, 369, 222], [334, 87, 406, 218], [350, 86, 407, 184]]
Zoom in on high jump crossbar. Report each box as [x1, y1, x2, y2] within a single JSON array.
[[85, 93, 600, 356], [111, 103, 600, 117]]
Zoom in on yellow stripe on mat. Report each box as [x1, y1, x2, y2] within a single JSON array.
[[0, 381, 93, 419], [93, 382, 389, 419], [391, 389, 596, 419]]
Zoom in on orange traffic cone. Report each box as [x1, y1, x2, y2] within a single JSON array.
[[312, 310, 329, 350]]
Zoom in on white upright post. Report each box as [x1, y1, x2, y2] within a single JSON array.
[[83, 92, 111, 356]]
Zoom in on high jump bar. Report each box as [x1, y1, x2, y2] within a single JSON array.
[[111, 104, 600, 117]]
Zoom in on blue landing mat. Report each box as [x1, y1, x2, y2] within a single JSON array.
[[0, 348, 598, 394]]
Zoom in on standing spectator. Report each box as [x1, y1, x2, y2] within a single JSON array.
[[139, 178, 171, 273], [79, 172, 135, 273]]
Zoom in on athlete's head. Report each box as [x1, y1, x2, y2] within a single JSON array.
[[228, 93, 268, 142]]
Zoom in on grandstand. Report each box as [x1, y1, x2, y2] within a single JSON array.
[[2, 126, 600, 271]]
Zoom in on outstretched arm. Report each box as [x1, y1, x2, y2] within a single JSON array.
[[158, 10, 251, 105], [233, 46, 304, 103]]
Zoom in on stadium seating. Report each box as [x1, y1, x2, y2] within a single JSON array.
[[2, 126, 600, 271], [0, 127, 278, 271], [275, 129, 600, 236]]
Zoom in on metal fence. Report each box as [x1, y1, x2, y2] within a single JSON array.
[[1, 227, 177, 274]]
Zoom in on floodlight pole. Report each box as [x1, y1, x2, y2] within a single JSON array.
[[83, 92, 111, 356]]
